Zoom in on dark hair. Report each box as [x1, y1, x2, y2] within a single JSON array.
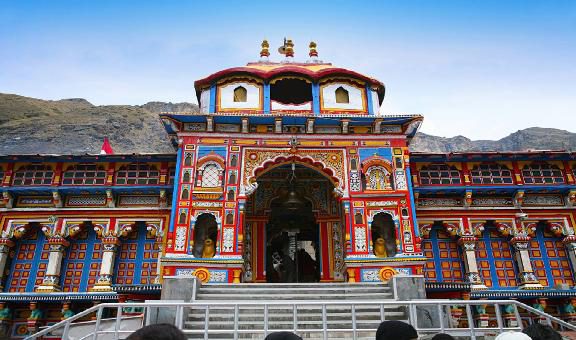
[[376, 320, 418, 340], [522, 323, 562, 340], [432, 333, 456, 340], [264, 331, 303, 340], [126, 323, 187, 340]]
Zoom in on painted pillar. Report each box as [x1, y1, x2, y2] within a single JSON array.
[[209, 83, 217, 113], [511, 236, 543, 289], [319, 221, 331, 282], [0, 239, 14, 290], [562, 235, 576, 287], [457, 236, 487, 290], [35, 236, 69, 292], [365, 84, 373, 115], [237, 199, 246, 255], [312, 83, 320, 114], [263, 82, 271, 114], [342, 199, 353, 256], [92, 236, 120, 292], [255, 220, 266, 282]]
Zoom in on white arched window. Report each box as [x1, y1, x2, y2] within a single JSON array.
[[201, 164, 220, 188]]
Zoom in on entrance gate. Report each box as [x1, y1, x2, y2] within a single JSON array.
[[244, 163, 344, 283]]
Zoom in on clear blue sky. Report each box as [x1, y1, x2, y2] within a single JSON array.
[[1, 0, 575, 139]]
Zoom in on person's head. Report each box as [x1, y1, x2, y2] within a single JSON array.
[[126, 323, 187, 340], [264, 331, 303, 340], [495, 331, 533, 340], [376, 320, 418, 340], [431, 333, 456, 340], [522, 323, 562, 340]]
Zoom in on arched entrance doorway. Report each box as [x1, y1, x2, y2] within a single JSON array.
[[244, 162, 344, 283]]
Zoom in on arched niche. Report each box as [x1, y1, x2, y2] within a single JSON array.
[[371, 212, 397, 257], [192, 213, 218, 258]]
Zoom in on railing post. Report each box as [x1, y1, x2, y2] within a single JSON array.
[[380, 304, 385, 321], [264, 304, 269, 337], [494, 303, 504, 332], [176, 305, 184, 329], [465, 304, 476, 340], [114, 305, 123, 339], [293, 304, 297, 333], [322, 304, 327, 340], [62, 318, 71, 340], [145, 305, 151, 326], [234, 304, 239, 340], [438, 303, 444, 333], [352, 304, 357, 340], [93, 305, 103, 340], [513, 303, 522, 330], [204, 306, 209, 340]]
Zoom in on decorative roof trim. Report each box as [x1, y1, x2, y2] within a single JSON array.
[[194, 65, 384, 89], [471, 289, 576, 299], [0, 292, 118, 302]]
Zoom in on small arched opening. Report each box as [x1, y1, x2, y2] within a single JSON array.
[[335, 86, 349, 104], [371, 213, 397, 257], [192, 213, 218, 258], [233, 86, 247, 102]]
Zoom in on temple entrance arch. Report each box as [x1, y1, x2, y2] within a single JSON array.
[[243, 162, 345, 283]]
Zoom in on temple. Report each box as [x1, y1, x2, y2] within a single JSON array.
[[0, 40, 575, 337]]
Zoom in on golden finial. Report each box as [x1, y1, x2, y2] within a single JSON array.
[[285, 39, 294, 58], [260, 39, 270, 58], [309, 41, 318, 58]]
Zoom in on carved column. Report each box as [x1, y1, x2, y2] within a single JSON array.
[[0, 239, 14, 290], [457, 236, 487, 290], [35, 236, 69, 292], [511, 236, 543, 289], [562, 235, 576, 287], [92, 236, 120, 292]]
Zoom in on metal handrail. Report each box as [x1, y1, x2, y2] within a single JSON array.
[[26, 299, 576, 340]]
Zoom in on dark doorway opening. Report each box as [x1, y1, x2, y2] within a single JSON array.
[[265, 168, 320, 283], [270, 78, 312, 105]]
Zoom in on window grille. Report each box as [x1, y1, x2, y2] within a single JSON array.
[[115, 163, 159, 185], [201, 164, 220, 188], [62, 163, 106, 185], [12, 164, 54, 186], [418, 164, 461, 185], [522, 163, 565, 184], [470, 164, 513, 184]]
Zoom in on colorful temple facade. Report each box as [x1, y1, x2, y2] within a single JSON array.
[[0, 40, 575, 337]]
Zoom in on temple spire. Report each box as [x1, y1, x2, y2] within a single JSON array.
[[260, 39, 270, 61]]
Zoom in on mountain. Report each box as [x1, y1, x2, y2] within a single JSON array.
[[410, 128, 576, 152], [0, 93, 573, 155], [0, 93, 178, 155]]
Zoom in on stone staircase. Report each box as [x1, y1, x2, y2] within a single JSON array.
[[182, 282, 405, 339]]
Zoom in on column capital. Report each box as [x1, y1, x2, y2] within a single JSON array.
[[457, 236, 478, 249]]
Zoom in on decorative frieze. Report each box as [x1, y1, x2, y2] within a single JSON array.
[[67, 195, 107, 207], [119, 195, 160, 207], [472, 197, 514, 207], [418, 198, 462, 207], [523, 195, 563, 206]]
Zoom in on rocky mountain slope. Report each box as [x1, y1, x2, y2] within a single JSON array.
[[410, 128, 576, 153], [0, 93, 573, 155], [0, 93, 178, 155]]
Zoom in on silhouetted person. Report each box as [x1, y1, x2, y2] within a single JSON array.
[[264, 331, 303, 340], [375, 320, 418, 340], [126, 323, 187, 340], [432, 333, 456, 340], [522, 323, 562, 340], [495, 331, 532, 340]]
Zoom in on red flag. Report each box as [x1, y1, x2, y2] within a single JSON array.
[[100, 137, 114, 155]]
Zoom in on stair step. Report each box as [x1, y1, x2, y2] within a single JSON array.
[[196, 293, 393, 300]]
